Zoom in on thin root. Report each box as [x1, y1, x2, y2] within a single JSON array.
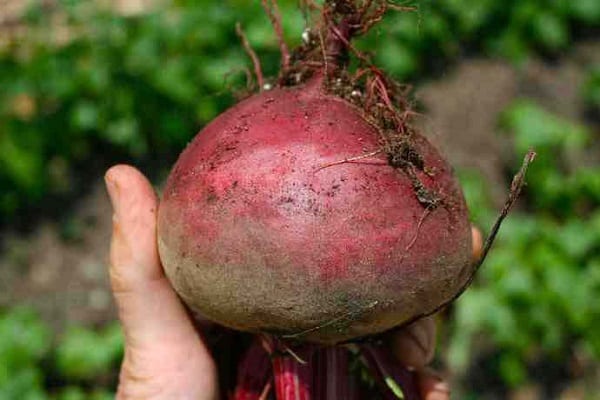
[[260, 334, 307, 364], [404, 207, 432, 252], [261, 0, 291, 70], [359, 0, 375, 17], [480, 150, 537, 264], [301, 0, 322, 11], [386, 2, 417, 12], [327, 18, 372, 65], [235, 23, 265, 90], [283, 301, 379, 340], [315, 149, 385, 172], [359, 1, 387, 34], [222, 67, 255, 92], [318, 26, 329, 76], [281, 344, 307, 365]]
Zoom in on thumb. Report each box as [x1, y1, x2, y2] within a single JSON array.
[[105, 165, 218, 399], [104, 165, 215, 373]]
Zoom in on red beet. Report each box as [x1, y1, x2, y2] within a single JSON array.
[[155, 2, 535, 398], [157, 75, 472, 344]]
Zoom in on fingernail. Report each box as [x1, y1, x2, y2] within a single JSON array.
[[104, 169, 120, 212], [427, 386, 451, 400], [421, 367, 444, 382], [432, 380, 450, 394]]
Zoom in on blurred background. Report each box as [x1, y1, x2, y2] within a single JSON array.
[[0, 0, 599, 399]]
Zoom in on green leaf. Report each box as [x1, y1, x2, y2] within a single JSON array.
[[568, 0, 600, 22], [70, 101, 99, 130], [0, 307, 51, 369], [55, 325, 122, 380], [582, 66, 600, 109], [375, 41, 417, 80], [384, 376, 405, 399], [501, 100, 589, 152], [0, 132, 44, 195], [498, 353, 527, 387], [531, 11, 569, 50]]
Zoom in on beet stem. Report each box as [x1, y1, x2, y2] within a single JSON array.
[[271, 344, 363, 400], [315, 346, 358, 400], [233, 339, 272, 400], [272, 352, 313, 400]]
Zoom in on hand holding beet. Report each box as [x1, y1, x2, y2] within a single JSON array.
[[104, 165, 472, 399]]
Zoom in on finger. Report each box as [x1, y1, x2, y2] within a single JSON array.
[[390, 316, 436, 369], [472, 225, 483, 261], [106, 164, 161, 289], [105, 165, 203, 347], [106, 165, 218, 400], [416, 368, 450, 400]]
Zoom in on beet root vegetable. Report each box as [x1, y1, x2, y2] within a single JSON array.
[[157, 1, 534, 398], [158, 77, 472, 344]]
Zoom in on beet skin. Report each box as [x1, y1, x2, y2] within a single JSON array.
[[157, 78, 472, 344]]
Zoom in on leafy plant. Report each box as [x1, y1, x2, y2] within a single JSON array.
[[0, 308, 121, 399], [583, 65, 600, 113], [449, 101, 600, 392], [0, 307, 50, 400], [55, 324, 122, 381]]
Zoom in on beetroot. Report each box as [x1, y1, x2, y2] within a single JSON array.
[[157, 1, 533, 398], [158, 76, 472, 344]]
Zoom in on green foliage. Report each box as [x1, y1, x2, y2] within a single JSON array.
[[0, 308, 120, 399], [55, 324, 122, 380], [363, 0, 600, 77], [0, 0, 293, 221], [450, 101, 600, 389], [0, 307, 51, 400], [500, 100, 597, 214], [583, 65, 600, 111]]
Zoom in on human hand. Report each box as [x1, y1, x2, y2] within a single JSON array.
[[106, 165, 218, 400], [105, 164, 482, 400]]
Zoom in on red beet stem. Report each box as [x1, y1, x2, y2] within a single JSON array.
[[233, 339, 272, 400], [360, 343, 420, 400], [272, 344, 362, 400], [272, 351, 313, 400], [314, 346, 359, 400]]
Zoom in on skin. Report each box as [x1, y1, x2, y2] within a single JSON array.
[[105, 165, 481, 400]]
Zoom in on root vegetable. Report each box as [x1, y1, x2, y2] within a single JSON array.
[[158, 76, 472, 344], [157, 1, 533, 398]]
